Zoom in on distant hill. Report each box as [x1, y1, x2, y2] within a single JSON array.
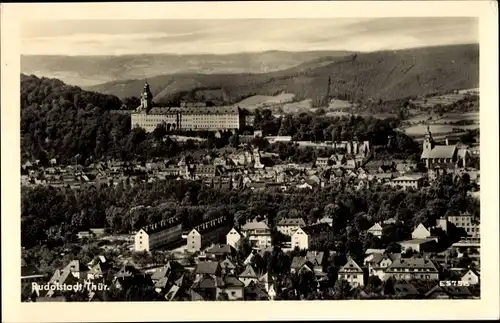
[[85, 44, 479, 107], [21, 50, 352, 87]]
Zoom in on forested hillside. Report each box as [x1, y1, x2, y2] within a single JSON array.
[[21, 74, 130, 164], [87, 44, 479, 107]]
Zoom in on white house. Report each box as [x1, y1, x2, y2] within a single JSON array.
[[277, 218, 306, 236], [226, 227, 243, 249], [291, 227, 309, 250], [338, 257, 364, 287], [412, 223, 432, 240], [134, 218, 182, 252], [461, 269, 480, 285], [239, 264, 258, 286], [186, 229, 202, 253], [367, 223, 383, 238], [241, 220, 272, 249]]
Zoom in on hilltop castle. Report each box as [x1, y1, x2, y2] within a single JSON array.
[[131, 81, 246, 132]]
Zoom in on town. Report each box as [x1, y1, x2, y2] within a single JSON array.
[[21, 81, 480, 302]]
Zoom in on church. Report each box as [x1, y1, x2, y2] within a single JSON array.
[[420, 126, 464, 169]]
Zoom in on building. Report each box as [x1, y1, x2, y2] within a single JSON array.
[[367, 223, 383, 238], [238, 264, 259, 286], [384, 257, 439, 281], [412, 223, 432, 240], [399, 238, 438, 253], [365, 253, 399, 281], [240, 220, 272, 249], [424, 285, 472, 299], [291, 224, 332, 251], [134, 217, 182, 252], [392, 174, 426, 190], [277, 218, 306, 236], [420, 126, 459, 169], [447, 213, 480, 239], [315, 157, 331, 168], [131, 81, 245, 132], [461, 269, 480, 285], [226, 227, 243, 249], [185, 216, 231, 253], [338, 257, 364, 287]]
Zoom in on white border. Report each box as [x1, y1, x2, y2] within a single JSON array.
[[2, 1, 499, 322]]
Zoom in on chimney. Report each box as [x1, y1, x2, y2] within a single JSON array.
[[445, 137, 449, 146]]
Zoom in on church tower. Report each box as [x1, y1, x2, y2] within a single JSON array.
[[423, 125, 434, 153], [140, 80, 153, 112]]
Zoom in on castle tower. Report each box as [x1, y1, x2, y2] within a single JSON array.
[[140, 80, 153, 112]]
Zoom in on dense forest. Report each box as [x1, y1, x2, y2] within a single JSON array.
[[87, 44, 479, 107]]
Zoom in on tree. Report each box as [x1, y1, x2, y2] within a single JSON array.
[[334, 279, 351, 299], [229, 133, 240, 148], [152, 123, 167, 142], [383, 277, 396, 296]]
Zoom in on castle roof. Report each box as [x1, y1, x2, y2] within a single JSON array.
[[421, 145, 457, 159]]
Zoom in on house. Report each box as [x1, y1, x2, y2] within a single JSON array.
[[150, 261, 185, 283], [291, 227, 309, 250], [392, 174, 425, 190], [240, 220, 272, 249], [194, 261, 222, 279], [238, 264, 259, 286], [399, 238, 437, 253], [217, 275, 245, 300], [338, 257, 364, 287], [205, 244, 236, 260], [383, 217, 398, 225], [367, 223, 383, 238], [412, 223, 432, 239], [277, 218, 306, 236], [384, 257, 439, 281], [290, 256, 314, 274], [461, 269, 480, 285], [226, 227, 243, 249], [424, 285, 472, 299], [258, 271, 276, 296], [365, 253, 399, 280], [134, 217, 182, 252]]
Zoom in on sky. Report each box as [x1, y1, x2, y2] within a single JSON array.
[[21, 18, 479, 56]]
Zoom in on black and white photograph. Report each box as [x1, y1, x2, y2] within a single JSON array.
[[1, 1, 499, 322]]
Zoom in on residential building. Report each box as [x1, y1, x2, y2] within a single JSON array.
[[392, 174, 425, 190], [367, 223, 383, 238], [277, 218, 306, 236], [384, 257, 439, 281], [365, 253, 399, 280], [338, 257, 364, 287], [315, 157, 331, 168], [412, 223, 432, 240], [461, 269, 480, 285], [226, 227, 243, 249], [290, 256, 315, 274], [131, 81, 246, 132], [240, 220, 272, 249], [185, 215, 230, 253], [238, 264, 259, 286], [134, 217, 182, 252], [447, 213, 480, 239]]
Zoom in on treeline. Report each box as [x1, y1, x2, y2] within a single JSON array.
[[22, 173, 479, 262]]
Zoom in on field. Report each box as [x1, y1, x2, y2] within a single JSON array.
[[235, 93, 295, 110], [282, 99, 312, 113], [403, 124, 479, 137]]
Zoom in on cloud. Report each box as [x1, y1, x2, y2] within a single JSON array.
[[21, 18, 478, 55]]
